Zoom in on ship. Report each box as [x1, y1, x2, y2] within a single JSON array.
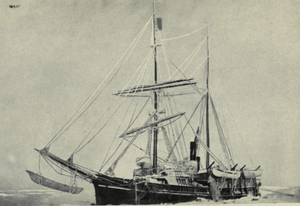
[[26, 3, 262, 205]]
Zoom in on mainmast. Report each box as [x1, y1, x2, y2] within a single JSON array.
[[152, 2, 158, 174], [205, 25, 210, 168]]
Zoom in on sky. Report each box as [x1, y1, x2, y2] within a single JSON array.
[[0, 0, 300, 191]]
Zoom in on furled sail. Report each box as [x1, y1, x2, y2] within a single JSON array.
[[113, 79, 196, 95], [117, 91, 197, 98], [119, 112, 185, 138]]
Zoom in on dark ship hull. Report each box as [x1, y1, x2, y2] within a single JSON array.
[[91, 172, 260, 205], [92, 175, 209, 205]]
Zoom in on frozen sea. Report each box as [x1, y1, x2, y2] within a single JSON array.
[[0, 186, 299, 205]]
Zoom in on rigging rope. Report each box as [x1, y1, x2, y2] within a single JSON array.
[[189, 56, 209, 78], [164, 95, 184, 160], [182, 95, 206, 150], [176, 38, 206, 78], [166, 95, 204, 162], [169, 38, 206, 79], [221, 92, 254, 166], [194, 133, 227, 169], [46, 15, 152, 147], [105, 113, 156, 176], [182, 95, 206, 169], [168, 60, 205, 97], [157, 30, 171, 78], [123, 137, 168, 158], [41, 155, 94, 183], [172, 102, 187, 160], [76, 92, 151, 154], [74, 100, 128, 154], [172, 96, 189, 158], [73, 51, 152, 154], [161, 24, 207, 42], [170, 109, 185, 159], [98, 95, 136, 170], [128, 56, 152, 126], [210, 97, 234, 167], [216, 95, 234, 161], [161, 126, 177, 162], [99, 97, 151, 171], [99, 54, 152, 170], [41, 155, 74, 178], [118, 54, 155, 135]]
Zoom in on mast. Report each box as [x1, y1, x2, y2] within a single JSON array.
[[205, 25, 210, 168], [152, 2, 158, 174]]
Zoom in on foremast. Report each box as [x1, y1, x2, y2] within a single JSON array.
[[152, 2, 159, 174]]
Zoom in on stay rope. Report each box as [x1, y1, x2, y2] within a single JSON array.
[[104, 113, 156, 176], [211, 97, 234, 167], [162, 95, 182, 160], [176, 38, 206, 79], [45, 15, 152, 148], [168, 37, 206, 79], [220, 92, 254, 166], [99, 54, 153, 170], [170, 98, 187, 159], [72, 51, 152, 154], [215, 94, 234, 161], [189, 56, 209, 78], [99, 97, 151, 171], [157, 30, 171, 78], [161, 24, 207, 42], [183, 96, 206, 144], [172, 96, 189, 158], [166, 95, 203, 162], [75, 71, 151, 155], [162, 95, 184, 160], [168, 60, 205, 97]]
